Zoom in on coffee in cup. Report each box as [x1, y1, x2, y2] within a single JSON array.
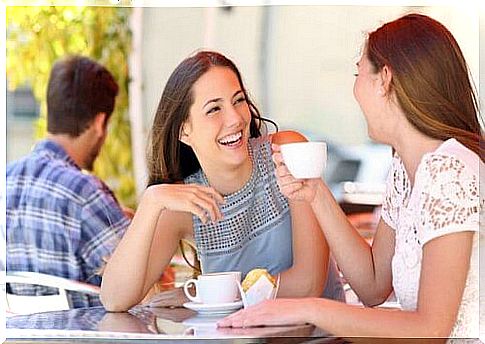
[[183, 271, 241, 304], [280, 141, 327, 178]]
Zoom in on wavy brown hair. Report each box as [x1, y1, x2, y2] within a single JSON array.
[[147, 51, 277, 186], [367, 13, 484, 161]]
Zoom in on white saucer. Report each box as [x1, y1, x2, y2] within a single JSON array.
[[183, 300, 243, 315]]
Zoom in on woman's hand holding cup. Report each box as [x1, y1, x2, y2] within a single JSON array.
[[271, 143, 322, 203]]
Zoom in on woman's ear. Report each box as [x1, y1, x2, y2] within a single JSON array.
[[378, 65, 393, 96], [179, 122, 191, 146]]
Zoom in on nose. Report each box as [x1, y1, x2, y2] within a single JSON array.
[[224, 104, 244, 128]]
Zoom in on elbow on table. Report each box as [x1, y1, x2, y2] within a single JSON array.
[[406, 317, 454, 339], [360, 294, 388, 307], [100, 293, 135, 312], [428, 327, 453, 339], [422, 315, 454, 339], [358, 287, 392, 307], [356, 283, 394, 307]]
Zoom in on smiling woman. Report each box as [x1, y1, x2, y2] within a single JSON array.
[[218, 14, 483, 339], [178, 66, 253, 188], [100, 51, 345, 312]]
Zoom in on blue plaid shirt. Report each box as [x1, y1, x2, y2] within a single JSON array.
[[6, 139, 130, 308]]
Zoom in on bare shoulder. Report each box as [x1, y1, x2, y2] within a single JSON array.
[[271, 130, 308, 144]]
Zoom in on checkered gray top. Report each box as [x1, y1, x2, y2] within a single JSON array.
[[184, 136, 290, 260]]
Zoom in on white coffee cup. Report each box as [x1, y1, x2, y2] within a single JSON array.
[[280, 141, 327, 179], [183, 271, 241, 304]]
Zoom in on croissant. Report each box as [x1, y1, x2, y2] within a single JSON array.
[[241, 268, 276, 292]]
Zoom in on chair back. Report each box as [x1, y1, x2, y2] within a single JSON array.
[[6, 271, 100, 315]]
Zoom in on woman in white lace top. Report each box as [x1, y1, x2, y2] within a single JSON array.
[[218, 14, 483, 339]]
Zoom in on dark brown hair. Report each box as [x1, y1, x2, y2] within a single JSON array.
[[147, 51, 276, 185], [47, 55, 119, 137], [367, 13, 483, 160]]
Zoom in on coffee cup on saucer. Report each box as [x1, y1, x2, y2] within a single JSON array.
[[183, 271, 241, 305]]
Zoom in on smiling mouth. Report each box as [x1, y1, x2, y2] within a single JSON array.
[[218, 131, 243, 147]]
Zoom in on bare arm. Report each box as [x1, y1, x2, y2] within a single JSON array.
[[277, 200, 328, 297], [100, 183, 224, 312], [219, 231, 474, 338], [273, 144, 394, 305], [271, 131, 328, 298], [310, 182, 394, 305]]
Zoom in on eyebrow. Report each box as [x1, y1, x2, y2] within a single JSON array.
[[202, 90, 244, 109]]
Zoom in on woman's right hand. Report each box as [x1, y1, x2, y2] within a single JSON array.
[[143, 183, 225, 224], [272, 144, 321, 203]]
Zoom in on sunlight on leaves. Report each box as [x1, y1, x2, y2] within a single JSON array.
[[7, 6, 136, 208]]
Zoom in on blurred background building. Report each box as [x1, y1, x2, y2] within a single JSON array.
[[6, 2, 481, 204]]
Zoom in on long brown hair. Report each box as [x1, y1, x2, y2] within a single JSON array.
[[147, 51, 277, 186], [367, 13, 484, 161]]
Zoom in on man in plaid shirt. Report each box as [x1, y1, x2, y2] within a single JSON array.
[[6, 56, 131, 308]]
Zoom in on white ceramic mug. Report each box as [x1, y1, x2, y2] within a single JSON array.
[[280, 141, 327, 178], [183, 271, 241, 304]]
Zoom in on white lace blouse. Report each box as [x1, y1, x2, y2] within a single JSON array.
[[381, 138, 482, 339]]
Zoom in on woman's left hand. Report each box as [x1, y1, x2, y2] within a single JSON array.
[[217, 299, 309, 328], [272, 144, 320, 203]]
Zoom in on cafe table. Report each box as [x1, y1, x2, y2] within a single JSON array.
[[5, 304, 341, 343], [6, 305, 472, 343]]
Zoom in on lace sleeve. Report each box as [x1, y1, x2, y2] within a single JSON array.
[[417, 154, 480, 245], [381, 155, 407, 230]]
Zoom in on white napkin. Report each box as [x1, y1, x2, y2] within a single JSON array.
[[237, 274, 279, 308]]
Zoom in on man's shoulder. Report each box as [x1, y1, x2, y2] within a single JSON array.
[[7, 153, 34, 174], [50, 166, 112, 203], [8, 153, 108, 202]]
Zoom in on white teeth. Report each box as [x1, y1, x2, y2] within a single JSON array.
[[218, 131, 242, 145]]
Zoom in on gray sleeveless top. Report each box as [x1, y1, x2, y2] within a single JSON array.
[[184, 135, 345, 301]]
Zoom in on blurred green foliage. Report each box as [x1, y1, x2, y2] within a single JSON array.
[[6, 6, 136, 208]]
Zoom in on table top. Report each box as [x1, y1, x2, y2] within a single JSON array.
[[6, 305, 337, 342]]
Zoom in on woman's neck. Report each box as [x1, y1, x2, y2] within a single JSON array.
[[392, 125, 444, 186], [202, 158, 253, 196]]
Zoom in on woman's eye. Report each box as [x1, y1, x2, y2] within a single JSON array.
[[207, 106, 220, 115], [234, 97, 246, 105], [353, 73, 359, 77]]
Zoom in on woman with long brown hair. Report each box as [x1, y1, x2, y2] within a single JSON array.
[[219, 14, 483, 338], [100, 51, 345, 312]]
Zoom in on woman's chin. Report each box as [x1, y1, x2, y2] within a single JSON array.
[[367, 128, 381, 143]]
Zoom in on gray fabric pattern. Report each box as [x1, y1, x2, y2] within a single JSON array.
[[185, 136, 289, 257]]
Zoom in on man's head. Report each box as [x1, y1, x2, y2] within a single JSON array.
[[47, 56, 119, 170]]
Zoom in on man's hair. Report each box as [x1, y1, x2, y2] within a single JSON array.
[[47, 55, 119, 137]]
